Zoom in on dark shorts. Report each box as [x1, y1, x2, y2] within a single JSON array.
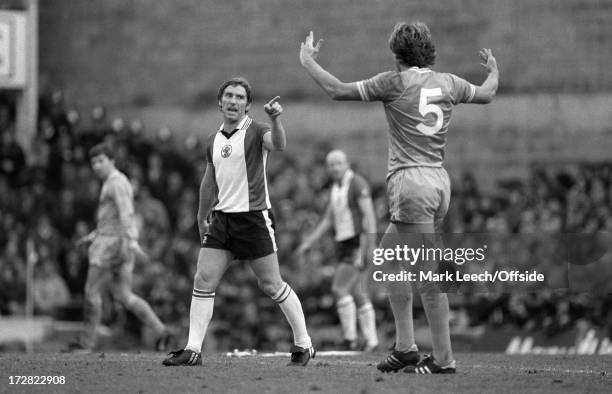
[[202, 210, 278, 260], [336, 235, 362, 266]]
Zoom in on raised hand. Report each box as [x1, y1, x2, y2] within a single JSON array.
[[300, 31, 324, 64], [76, 232, 95, 247], [264, 96, 283, 119], [479, 48, 498, 73]]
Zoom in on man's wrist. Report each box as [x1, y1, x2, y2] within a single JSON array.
[[125, 228, 138, 240], [301, 57, 315, 67]]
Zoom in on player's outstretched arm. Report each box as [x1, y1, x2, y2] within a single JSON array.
[[197, 163, 217, 241], [296, 203, 333, 255], [471, 48, 499, 104], [263, 96, 287, 151], [300, 31, 361, 101]]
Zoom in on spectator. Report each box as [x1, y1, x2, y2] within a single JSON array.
[[1, 89, 610, 350], [0, 128, 26, 187]]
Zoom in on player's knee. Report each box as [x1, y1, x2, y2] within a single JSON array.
[[420, 290, 447, 308], [259, 279, 284, 298], [84, 283, 101, 301], [117, 291, 136, 308], [193, 270, 219, 292], [331, 283, 350, 299], [387, 283, 413, 303], [388, 291, 412, 305], [352, 292, 370, 307], [84, 289, 102, 309]]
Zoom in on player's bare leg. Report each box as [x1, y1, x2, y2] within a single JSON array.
[[350, 270, 379, 351], [250, 252, 314, 365], [164, 248, 231, 366], [396, 221, 455, 370], [186, 248, 231, 352], [376, 224, 420, 372], [382, 223, 420, 352], [331, 263, 360, 349], [80, 265, 110, 351], [111, 260, 171, 348]]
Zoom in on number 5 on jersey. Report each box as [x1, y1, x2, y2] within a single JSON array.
[[416, 88, 443, 135]]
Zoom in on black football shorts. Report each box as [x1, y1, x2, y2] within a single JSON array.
[[202, 209, 277, 260]]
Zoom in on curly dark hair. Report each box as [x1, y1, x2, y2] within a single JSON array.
[[388, 22, 436, 68]]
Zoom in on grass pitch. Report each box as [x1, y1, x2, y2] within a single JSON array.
[[1, 351, 611, 393]]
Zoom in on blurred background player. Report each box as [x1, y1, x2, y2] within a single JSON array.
[[297, 149, 379, 351], [300, 22, 498, 374], [162, 77, 314, 367], [71, 142, 174, 352]]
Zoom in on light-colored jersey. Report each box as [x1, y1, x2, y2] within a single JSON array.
[[206, 115, 272, 213], [330, 170, 370, 242], [357, 67, 475, 178], [96, 169, 138, 239]]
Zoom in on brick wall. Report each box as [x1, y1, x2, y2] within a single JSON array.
[[39, 0, 612, 107], [37, 1, 612, 187]]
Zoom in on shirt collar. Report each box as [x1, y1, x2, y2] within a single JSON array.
[[409, 66, 431, 73], [218, 115, 250, 133], [335, 169, 354, 186]]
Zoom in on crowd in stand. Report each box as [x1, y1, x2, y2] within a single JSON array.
[[1, 90, 611, 350]]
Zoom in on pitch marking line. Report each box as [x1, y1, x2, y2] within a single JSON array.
[[470, 364, 607, 376], [226, 350, 362, 357]]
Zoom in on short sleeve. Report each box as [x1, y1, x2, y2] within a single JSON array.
[[259, 122, 272, 140], [448, 73, 476, 104], [255, 122, 271, 151], [356, 71, 396, 102], [205, 133, 215, 164]]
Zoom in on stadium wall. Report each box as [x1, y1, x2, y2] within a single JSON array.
[[40, 0, 612, 105], [38, 0, 612, 187]]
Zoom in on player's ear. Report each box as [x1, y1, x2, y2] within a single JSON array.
[[217, 100, 222, 111], [245, 102, 251, 113]]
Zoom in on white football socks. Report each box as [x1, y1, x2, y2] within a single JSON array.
[[357, 302, 379, 348], [272, 282, 312, 349], [185, 288, 215, 353], [336, 295, 358, 342]]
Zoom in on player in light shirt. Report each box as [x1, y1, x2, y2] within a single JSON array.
[[71, 142, 173, 352], [300, 22, 498, 374], [298, 150, 379, 351]]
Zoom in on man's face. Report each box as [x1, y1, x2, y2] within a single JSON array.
[[326, 153, 349, 182], [219, 84, 250, 123], [90, 154, 114, 180]]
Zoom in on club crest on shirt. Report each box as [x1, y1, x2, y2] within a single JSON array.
[[221, 144, 232, 158]]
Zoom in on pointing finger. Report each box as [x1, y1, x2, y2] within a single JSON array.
[[266, 96, 281, 106]]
